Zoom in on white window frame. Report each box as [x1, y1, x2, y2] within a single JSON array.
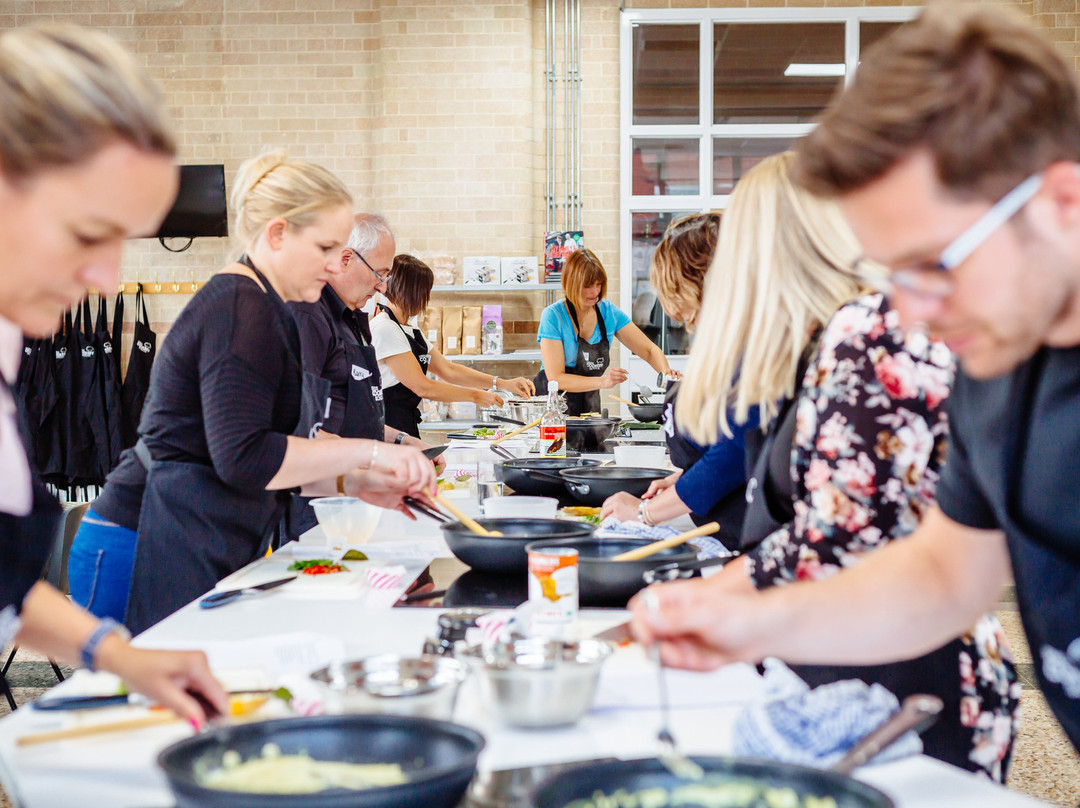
[[618, 7, 919, 386]]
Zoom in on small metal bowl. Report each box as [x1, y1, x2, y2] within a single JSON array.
[[460, 638, 611, 728], [310, 654, 469, 721]]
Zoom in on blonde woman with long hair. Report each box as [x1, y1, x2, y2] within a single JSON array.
[[635, 152, 1020, 781], [600, 213, 755, 546]]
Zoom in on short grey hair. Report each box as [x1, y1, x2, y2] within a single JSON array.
[[347, 213, 393, 255]]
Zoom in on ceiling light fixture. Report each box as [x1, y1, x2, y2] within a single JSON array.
[[784, 63, 846, 77]]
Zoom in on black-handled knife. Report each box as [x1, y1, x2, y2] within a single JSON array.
[[199, 575, 297, 609]]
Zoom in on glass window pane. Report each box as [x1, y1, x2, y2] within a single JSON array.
[[633, 139, 699, 196], [713, 137, 796, 195], [632, 24, 699, 125], [860, 21, 905, 55], [631, 211, 700, 355], [714, 23, 844, 124]]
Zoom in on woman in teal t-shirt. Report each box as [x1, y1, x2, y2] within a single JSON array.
[[536, 249, 674, 416]]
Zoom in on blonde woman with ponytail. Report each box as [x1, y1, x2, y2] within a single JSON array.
[[634, 152, 1020, 781], [72, 150, 436, 635]]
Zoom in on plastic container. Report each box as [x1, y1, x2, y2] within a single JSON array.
[[309, 496, 382, 543], [482, 496, 558, 519], [612, 444, 668, 469]]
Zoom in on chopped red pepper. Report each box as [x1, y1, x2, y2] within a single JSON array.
[[301, 564, 346, 576]]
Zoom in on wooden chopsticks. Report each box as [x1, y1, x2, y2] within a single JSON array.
[[16, 711, 184, 747], [489, 418, 542, 446], [611, 521, 721, 562], [435, 494, 503, 536]]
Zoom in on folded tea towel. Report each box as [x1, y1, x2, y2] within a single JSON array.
[[733, 658, 923, 768], [365, 564, 406, 590], [596, 518, 733, 560]]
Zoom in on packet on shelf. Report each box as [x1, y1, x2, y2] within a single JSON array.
[[462, 306, 482, 356], [482, 305, 503, 355], [441, 306, 463, 355]]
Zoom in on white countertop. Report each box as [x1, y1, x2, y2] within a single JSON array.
[[0, 515, 1048, 808]]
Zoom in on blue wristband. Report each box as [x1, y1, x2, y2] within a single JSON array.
[[79, 618, 129, 672]]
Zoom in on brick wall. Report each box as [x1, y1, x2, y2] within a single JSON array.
[[1, 0, 1068, 373]]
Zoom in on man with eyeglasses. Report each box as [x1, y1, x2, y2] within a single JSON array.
[[629, 3, 1080, 757], [283, 213, 441, 541]]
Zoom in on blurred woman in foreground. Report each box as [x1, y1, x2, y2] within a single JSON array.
[[0, 24, 225, 724]]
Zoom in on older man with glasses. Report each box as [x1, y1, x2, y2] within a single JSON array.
[[629, 3, 1080, 760], [282, 213, 441, 542]]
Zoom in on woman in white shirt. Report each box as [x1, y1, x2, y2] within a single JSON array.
[[371, 255, 535, 437]]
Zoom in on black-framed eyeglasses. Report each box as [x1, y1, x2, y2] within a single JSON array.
[[349, 249, 391, 284], [855, 172, 1043, 299]]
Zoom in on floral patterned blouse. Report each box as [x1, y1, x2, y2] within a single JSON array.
[[744, 293, 1020, 782]]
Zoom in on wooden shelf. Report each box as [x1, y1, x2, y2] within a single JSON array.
[[442, 351, 541, 362], [431, 283, 560, 292]]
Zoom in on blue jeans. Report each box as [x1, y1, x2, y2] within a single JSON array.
[[67, 509, 137, 623]]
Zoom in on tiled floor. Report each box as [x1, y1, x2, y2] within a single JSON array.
[[2, 609, 1079, 808]]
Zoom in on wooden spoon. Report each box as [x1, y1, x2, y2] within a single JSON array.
[[435, 494, 503, 537], [490, 417, 542, 446], [609, 394, 637, 407], [611, 522, 721, 562]]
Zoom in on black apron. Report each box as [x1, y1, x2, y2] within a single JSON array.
[[95, 296, 124, 472], [379, 304, 428, 439], [42, 311, 75, 491], [71, 298, 110, 487], [13, 336, 57, 474], [120, 285, 155, 450], [0, 376, 63, 616], [662, 380, 745, 549], [533, 300, 610, 417], [738, 338, 988, 774], [284, 308, 385, 543], [124, 260, 305, 634]]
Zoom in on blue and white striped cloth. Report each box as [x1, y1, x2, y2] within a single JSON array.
[[733, 658, 923, 769], [595, 518, 733, 560]]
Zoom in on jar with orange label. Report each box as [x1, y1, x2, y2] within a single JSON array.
[[526, 543, 578, 638]]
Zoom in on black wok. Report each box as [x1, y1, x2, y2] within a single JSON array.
[[440, 517, 595, 574], [158, 714, 485, 808], [628, 402, 664, 423], [531, 756, 893, 808], [555, 466, 672, 507], [496, 457, 601, 498], [525, 537, 697, 606], [566, 417, 620, 453]]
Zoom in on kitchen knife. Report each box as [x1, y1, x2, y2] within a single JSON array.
[[592, 621, 634, 645], [32, 689, 273, 712], [198, 575, 296, 609]]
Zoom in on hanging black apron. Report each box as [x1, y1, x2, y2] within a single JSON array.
[[43, 311, 76, 491], [95, 296, 124, 472], [283, 307, 383, 543], [124, 260, 306, 634], [738, 338, 987, 774], [662, 380, 745, 549], [120, 285, 155, 450], [379, 304, 429, 439], [0, 376, 63, 615], [72, 297, 110, 488], [13, 337, 57, 474], [533, 300, 610, 417]]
